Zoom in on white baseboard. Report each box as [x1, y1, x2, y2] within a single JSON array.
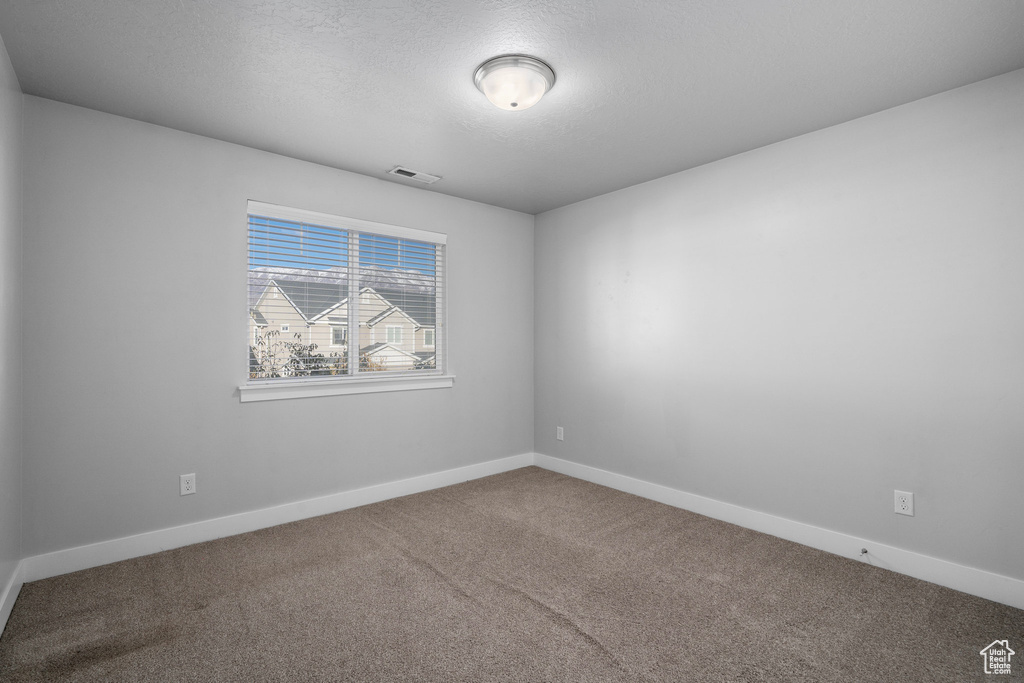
[[14, 451, 1023, 616], [534, 453, 1024, 611], [22, 453, 534, 584], [0, 560, 24, 636]]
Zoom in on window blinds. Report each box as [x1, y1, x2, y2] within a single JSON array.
[[247, 201, 445, 382]]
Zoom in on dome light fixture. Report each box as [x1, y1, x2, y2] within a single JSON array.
[[473, 54, 556, 111]]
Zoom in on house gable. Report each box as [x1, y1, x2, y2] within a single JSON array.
[[251, 281, 306, 327], [366, 304, 420, 329]]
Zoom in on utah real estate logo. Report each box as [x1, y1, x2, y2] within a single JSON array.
[[980, 640, 1015, 675]]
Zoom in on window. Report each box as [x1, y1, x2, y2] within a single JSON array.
[[424, 329, 435, 348], [242, 201, 450, 401]]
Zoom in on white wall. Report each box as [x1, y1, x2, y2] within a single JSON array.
[[21, 98, 534, 556], [534, 69, 1024, 582], [0, 33, 23, 606]]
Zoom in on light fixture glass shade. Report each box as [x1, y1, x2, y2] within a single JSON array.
[[474, 55, 555, 111]]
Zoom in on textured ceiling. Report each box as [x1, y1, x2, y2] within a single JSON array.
[[1, 0, 1023, 214]]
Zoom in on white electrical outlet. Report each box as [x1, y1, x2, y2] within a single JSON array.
[[180, 473, 196, 496], [556, 426, 564, 441], [894, 490, 914, 516]]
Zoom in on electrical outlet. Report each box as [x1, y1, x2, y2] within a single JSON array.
[[894, 490, 914, 516], [180, 473, 196, 496], [556, 426, 564, 441]]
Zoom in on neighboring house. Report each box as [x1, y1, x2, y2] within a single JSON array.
[[360, 342, 423, 369], [249, 277, 437, 375], [248, 278, 315, 350]]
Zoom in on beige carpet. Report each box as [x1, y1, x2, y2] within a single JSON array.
[[1, 466, 1021, 681]]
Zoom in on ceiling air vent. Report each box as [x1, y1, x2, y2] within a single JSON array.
[[387, 166, 442, 184]]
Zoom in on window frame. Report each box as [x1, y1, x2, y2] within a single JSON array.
[[386, 325, 403, 345], [240, 201, 452, 402], [330, 325, 347, 347]]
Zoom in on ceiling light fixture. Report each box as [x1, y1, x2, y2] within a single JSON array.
[[473, 54, 555, 111]]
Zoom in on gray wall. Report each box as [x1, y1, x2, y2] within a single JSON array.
[[534, 69, 1024, 581], [0, 34, 23, 595], [21, 97, 534, 556], [11, 58, 1023, 590]]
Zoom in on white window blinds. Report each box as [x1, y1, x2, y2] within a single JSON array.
[[247, 201, 445, 383]]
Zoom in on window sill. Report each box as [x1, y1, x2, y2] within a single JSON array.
[[239, 374, 455, 403]]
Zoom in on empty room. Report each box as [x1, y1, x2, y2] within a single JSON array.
[[1, 1, 1023, 680]]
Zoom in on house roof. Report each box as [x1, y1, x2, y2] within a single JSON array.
[[360, 342, 421, 362], [365, 305, 398, 328], [250, 274, 437, 328], [249, 308, 268, 327], [271, 279, 347, 322], [369, 287, 436, 328], [366, 304, 421, 330]]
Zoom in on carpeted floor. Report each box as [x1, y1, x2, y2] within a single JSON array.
[[1, 466, 1021, 681]]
